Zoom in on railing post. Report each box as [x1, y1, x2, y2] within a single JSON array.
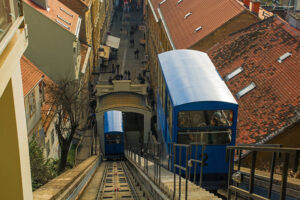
[[200, 145, 205, 187], [227, 149, 234, 200], [249, 151, 257, 198], [179, 146, 182, 200], [185, 146, 190, 200], [158, 143, 161, 185], [268, 152, 277, 199], [280, 153, 289, 200], [194, 145, 198, 184], [173, 144, 176, 200], [138, 145, 141, 167], [293, 151, 300, 173]]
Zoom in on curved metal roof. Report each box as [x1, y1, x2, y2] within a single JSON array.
[[104, 110, 123, 133], [158, 50, 237, 107]]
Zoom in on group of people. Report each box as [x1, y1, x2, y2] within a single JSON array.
[[108, 70, 132, 84], [129, 25, 138, 47], [111, 63, 120, 74], [122, 0, 142, 12]]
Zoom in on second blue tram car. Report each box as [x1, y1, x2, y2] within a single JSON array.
[[156, 50, 238, 190], [104, 110, 124, 160]]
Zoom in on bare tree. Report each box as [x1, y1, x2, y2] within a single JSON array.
[[47, 79, 87, 172]]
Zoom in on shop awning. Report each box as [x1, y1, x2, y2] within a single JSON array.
[[99, 45, 110, 59], [106, 35, 120, 49]]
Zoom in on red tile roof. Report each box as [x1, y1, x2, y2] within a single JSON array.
[[159, 0, 245, 49], [208, 16, 300, 144], [24, 0, 80, 35], [79, 0, 92, 7], [21, 56, 44, 96], [21, 56, 56, 132], [59, 0, 92, 15]]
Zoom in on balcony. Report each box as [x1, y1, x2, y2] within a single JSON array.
[[0, 0, 23, 54]]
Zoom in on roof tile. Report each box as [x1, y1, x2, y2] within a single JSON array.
[[208, 16, 300, 144], [24, 0, 80, 34], [21, 56, 56, 132], [159, 0, 245, 48]]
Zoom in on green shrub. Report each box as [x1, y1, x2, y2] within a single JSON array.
[[29, 137, 58, 191]]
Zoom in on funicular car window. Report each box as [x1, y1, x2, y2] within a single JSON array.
[[178, 110, 233, 128], [105, 134, 122, 144], [177, 129, 232, 145]]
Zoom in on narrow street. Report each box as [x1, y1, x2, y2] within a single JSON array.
[[76, 3, 148, 164], [97, 4, 147, 85]]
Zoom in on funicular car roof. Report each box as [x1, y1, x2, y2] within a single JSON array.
[[104, 110, 123, 133], [158, 50, 238, 107]]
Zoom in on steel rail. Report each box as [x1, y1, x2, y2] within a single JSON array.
[[121, 161, 139, 200], [96, 162, 108, 200]]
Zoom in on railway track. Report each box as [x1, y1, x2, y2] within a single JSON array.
[[96, 161, 148, 200]]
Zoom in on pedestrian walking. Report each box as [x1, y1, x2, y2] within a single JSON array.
[[134, 48, 139, 59], [130, 39, 134, 47], [130, 30, 134, 37], [112, 63, 115, 73], [116, 64, 120, 75], [128, 70, 131, 79], [108, 76, 113, 84]]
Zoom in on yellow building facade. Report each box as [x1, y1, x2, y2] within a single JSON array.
[[92, 0, 113, 70], [145, 0, 170, 95], [0, 0, 32, 199]]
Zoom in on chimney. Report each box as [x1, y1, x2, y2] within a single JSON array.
[[32, 0, 49, 10], [287, 12, 300, 30], [250, 0, 260, 16], [243, 0, 250, 8]]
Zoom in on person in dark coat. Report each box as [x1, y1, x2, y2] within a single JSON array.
[[116, 64, 120, 75], [134, 48, 139, 59], [112, 63, 115, 73], [128, 70, 131, 79]]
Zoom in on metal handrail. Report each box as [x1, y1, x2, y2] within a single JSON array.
[[227, 145, 300, 200], [171, 144, 191, 200], [125, 143, 162, 185]]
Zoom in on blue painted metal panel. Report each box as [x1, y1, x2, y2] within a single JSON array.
[[105, 132, 124, 159], [156, 50, 239, 190], [158, 50, 237, 107], [104, 110, 123, 133]]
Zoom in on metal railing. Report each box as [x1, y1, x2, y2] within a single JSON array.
[[126, 142, 162, 186], [172, 144, 190, 200], [126, 141, 212, 200], [227, 145, 300, 200], [168, 143, 205, 200], [189, 144, 206, 187]]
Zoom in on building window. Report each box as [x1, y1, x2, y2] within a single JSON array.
[[46, 141, 50, 157], [29, 90, 36, 117], [51, 129, 55, 146], [167, 96, 173, 139], [39, 80, 45, 105], [162, 80, 165, 111], [24, 96, 30, 119], [177, 129, 232, 145], [0, 0, 20, 41], [178, 110, 233, 128]]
